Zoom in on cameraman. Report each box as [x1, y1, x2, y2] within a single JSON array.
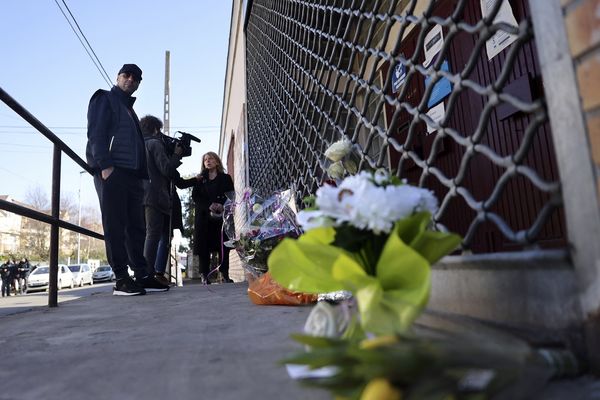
[[140, 115, 184, 286]]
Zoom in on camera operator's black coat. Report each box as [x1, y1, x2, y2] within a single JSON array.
[[143, 135, 182, 215]]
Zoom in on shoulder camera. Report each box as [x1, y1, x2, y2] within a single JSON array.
[[162, 131, 201, 157]]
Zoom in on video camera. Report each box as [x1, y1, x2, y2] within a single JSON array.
[[162, 131, 201, 158]]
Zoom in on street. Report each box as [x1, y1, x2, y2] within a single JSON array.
[[0, 282, 114, 317]]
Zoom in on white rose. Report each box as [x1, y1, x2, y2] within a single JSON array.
[[296, 210, 333, 230], [324, 138, 352, 162], [342, 158, 358, 174], [303, 301, 339, 338], [326, 161, 345, 179]]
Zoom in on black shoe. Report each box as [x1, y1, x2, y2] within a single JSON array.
[[113, 277, 146, 296], [154, 273, 171, 287], [136, 275, 170, 292]]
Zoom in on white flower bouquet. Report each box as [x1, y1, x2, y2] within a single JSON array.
[[269, 169, 461, 335]]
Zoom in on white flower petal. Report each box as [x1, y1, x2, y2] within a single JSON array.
[[324, 138, 352, 162], [326, 161, 345, 179]]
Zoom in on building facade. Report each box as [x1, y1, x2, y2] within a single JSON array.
[[220, 0, 600, 368], [0, 195, 22, 255]]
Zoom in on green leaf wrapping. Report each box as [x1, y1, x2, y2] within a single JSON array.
[[395, 212, 461, 264], [268, 212, 461, 334]]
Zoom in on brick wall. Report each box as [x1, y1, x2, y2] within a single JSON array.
[[564, 0, 600, 202]]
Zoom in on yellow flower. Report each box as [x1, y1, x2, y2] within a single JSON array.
[[252, 203, 263, 214], [361, 378, 402, 400], [359, 335, 398, 349]]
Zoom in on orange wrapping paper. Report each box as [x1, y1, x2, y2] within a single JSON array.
[[247, 272, 318, 306]]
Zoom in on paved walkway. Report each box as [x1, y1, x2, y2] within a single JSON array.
[[0, 281, 328, 400], [0, 280, 598, 400]]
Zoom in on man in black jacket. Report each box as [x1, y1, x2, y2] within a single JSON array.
[[140, 115, 183, 286], [0, 261, 11, 297], [86, 64, 169, 296]]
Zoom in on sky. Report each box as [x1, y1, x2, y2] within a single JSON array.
[[0, 1, 233, 213]]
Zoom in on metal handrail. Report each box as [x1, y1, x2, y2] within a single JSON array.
[[0, 88, 92, 174], [0, 86, 103, 307]]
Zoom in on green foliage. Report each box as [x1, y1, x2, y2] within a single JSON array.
[[301, 195, 316, 210], [283, 332, 575, 400], [180, 187, 195, 245]]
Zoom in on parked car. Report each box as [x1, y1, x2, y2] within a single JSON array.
[[68, 264, 94, 287], [92, 265, 115, 283], [26, 265, 74, 293]]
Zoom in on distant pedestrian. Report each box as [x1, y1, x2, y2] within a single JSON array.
[[0, 261, 11, 297], [8, 259, 18, 295], [17, 258, 30, 294], [86, 63, 169, 296]]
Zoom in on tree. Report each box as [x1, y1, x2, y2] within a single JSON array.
[[180, 187, 195, 249], [79, 205, 107, 263], [59, 193, 79, 262], [19, 186, 106, 263], [22, 186, 51, 260]]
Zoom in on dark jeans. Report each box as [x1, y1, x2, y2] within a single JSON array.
[[156, 236, 170, 274], [94, 168, 148, 280], [1, 278, 10, 296], [143, 206, 171, 275]]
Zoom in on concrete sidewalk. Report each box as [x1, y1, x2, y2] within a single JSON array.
[[0, 281, 328, 400], [1, 280, 598, 400]]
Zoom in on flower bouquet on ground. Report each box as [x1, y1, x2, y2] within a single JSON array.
[[267, 168, 580, 399], [269, 169, 460, 336], [223, 188, 317, 305], [283, 318, 580, 400]]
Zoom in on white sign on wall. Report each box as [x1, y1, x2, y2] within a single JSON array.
[[426, 102, 446, 135], [481, 0, 518, 60], [423, 24, 444, 68]]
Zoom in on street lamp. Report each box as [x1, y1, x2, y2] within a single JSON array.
[[77, 170, 85, 264]]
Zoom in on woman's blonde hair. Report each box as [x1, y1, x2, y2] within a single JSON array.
[[200, 151, 225, 175]]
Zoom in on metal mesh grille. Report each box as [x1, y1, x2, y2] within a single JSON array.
[[245, 0, 565, 252]]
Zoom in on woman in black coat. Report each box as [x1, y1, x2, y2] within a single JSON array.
[[188, 151, 234, 284]]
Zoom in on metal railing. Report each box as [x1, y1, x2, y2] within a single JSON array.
[[0, 87, 103, 307], [244, 0, 565, 253]]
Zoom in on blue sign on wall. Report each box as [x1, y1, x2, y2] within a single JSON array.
[[391, 63, 406, 94], [424, 60, 452, 107]]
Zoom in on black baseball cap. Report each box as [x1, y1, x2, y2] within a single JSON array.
[[118, 64, 142, 81]]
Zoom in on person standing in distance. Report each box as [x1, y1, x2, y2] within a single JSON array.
[[190, 152, 234, 284], [86, 64, 169, 296]]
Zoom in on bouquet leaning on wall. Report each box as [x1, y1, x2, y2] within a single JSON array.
[[267, 138, 580, 399], [222, 188, 317, 305]]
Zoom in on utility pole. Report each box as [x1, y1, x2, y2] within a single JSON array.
[[164, 50, 171, 136], [163, 49, 178, 284]]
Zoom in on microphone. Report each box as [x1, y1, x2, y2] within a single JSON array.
[[176, 131, 201, 143]]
